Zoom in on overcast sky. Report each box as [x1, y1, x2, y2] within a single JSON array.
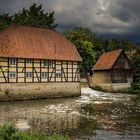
[[0, 0, 140, 42]]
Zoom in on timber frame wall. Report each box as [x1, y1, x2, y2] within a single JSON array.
[[0, 57, 80, 83]]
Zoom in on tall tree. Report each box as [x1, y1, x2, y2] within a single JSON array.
[[0, 4, 57, 30], [64, 28, 97, 74], [13, 4, 57, 29]]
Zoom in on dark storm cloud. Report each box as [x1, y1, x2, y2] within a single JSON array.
[[0, 0, 140, 41]]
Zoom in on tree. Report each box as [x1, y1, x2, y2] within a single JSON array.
[[64, 28, 97, 74], [13, 4, 57, 29], [0, 4, 57, 30], [0, 13, 12, 30], [64, 27, 140, 75], [131, 55, 140, 68], [78, 41, 96, 74]]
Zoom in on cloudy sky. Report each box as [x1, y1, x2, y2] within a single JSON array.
[[0, 0, 140, 42]]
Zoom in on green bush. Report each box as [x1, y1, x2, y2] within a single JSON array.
[[0, 124, 69, 140], [0, 124, 39, 140]]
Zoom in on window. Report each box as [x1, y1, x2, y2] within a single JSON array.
[[56, 73, 61, 78], [9, 72, 16, 78], [9, 58, 17, 65], [26, 72, 32, 78], [41, 72, 48, 78], [43, 60, 52, 67], [26, 59, 32, 63]]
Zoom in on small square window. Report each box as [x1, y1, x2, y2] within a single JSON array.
[[9, 58, 17, 65], [26, 72, 32, 78], [43, 60, 52, 67], [26, 59, 32, 63], [9, 72, 16, 78], [41, 72, 48, 78], [56, 73, 61, 78]]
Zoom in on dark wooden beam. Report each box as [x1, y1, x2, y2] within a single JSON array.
[[7, 58, 9, 83], [66, 61, 68, 82], [72, 61, 73, 82], [32, 59, 34, 82], [54, 61, 56, 82], [40, 59, 41, 82], [50, 67, 55, 82], [24, 59, 26, 83], [0, 66, 7, 83], [61, 61, 63, 82], [62, 67, 67, 81], [48, 60, 49, 82], [34, 68, 40, 82], [16, 58, 18, 83], [74, 68, 78, 82]]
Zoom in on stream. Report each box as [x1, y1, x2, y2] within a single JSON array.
[[0, 88, 140, 140]]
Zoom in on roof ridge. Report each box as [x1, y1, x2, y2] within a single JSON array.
[[102, 49, 122, 54]]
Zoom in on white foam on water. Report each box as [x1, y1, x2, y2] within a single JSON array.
[[79, 88, 134, 104]]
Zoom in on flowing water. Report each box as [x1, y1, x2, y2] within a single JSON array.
[[0, 88, 140, 140]]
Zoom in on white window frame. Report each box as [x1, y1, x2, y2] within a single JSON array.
[[26, 59, 32, 63], [9, 72, 16, 78], [43, 60, 52, 67], [41, 72, 48, 78], [56, 73, 61, 78], [26, 72, 32, 78], [9, 58, 17, 65]]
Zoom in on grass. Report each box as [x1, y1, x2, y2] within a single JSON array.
[[0, 124, 70, 140]]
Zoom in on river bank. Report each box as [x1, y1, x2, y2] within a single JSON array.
[[91, 83, 140, 95]]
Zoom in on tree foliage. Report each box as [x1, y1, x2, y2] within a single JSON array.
[[0, 13, 12, 30], [13, 4, 57, 29], [65, 28, 97, 74], [131, 55, 140, 68], [0, 3, 57, 30], [65, 27, 140, 75]]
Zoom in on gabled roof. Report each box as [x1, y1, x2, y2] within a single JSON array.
[[93, 49, 123, 70], [0, 26, 82, 61]]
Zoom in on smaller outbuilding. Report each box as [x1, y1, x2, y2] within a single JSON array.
[[90, 49, 133, 92]]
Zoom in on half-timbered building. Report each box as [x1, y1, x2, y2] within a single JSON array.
[[90, 50, 133, 92], [0, 26, 82, 100]]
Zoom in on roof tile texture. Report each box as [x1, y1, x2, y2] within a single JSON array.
[[0, 26, 82, 61], [93, 49, 122, 70]]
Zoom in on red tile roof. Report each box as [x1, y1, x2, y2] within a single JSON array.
[[0, 26, 82, 61], [93, 49, 122, 70]]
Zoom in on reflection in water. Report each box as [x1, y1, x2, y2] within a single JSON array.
[[0, 88, 140, 140]]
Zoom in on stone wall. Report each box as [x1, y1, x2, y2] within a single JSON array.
[[111, 83, 131, 91], [90, 82, 131, 92], [0, 82, 81, 101]]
